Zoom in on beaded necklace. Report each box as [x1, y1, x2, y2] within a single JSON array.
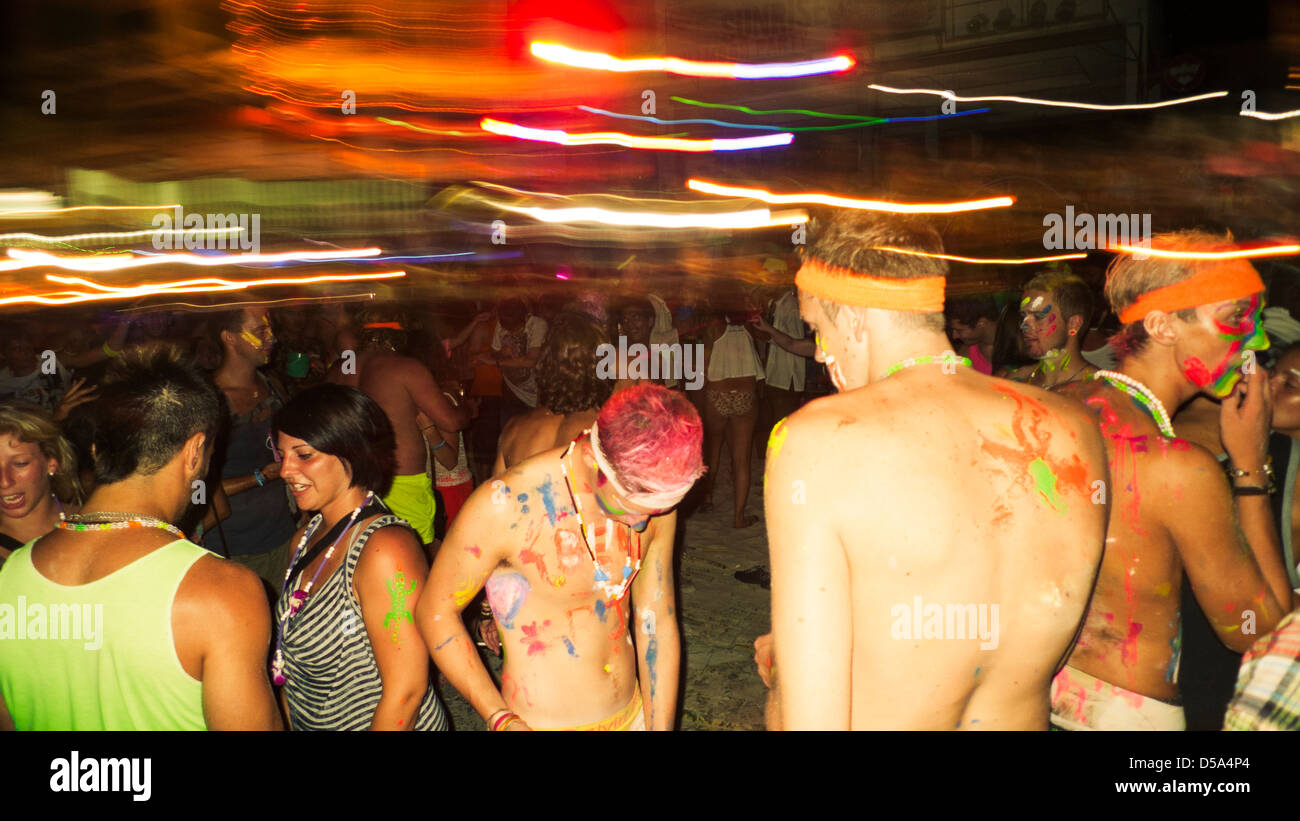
[[271, 491, 374, 686], [60, 512, 184, 540], [559, 438, 642, 602], [883, 351, 973, 378], [1092, 370, 1175, 438]]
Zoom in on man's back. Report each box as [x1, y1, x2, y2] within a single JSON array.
[[0, 530, 265, 729], [355, 350, 431, 475], [495, 407, 597, 475], [768, 368, 1108, 729]]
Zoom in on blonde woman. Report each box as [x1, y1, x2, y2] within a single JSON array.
[[0, 402, 82, 563]]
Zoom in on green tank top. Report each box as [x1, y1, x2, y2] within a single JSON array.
[[0, 538, 211, 730]]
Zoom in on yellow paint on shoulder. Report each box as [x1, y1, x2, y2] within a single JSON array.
[[1154, 582, 1171, 597], [768, 416, 791, 461]]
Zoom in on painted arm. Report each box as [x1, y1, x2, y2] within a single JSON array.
[[766, 416, 852, 729], [417, 481, 524, 727], [631, 511, 680, 730], [355, 525, 432, 730], [1169, 446, 1291, 652]]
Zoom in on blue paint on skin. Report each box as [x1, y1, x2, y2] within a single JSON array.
[[517, 493, 528, 503], [622, 565, 632, 579], [594, 600, 607, 622], [536, 476, 560, 526], [434, 636, 455, 651], [594, 565, 610, 583], [562, 636, 578, 657], [646, 635, 659, 702]]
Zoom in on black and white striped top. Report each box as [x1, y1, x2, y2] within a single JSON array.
[[277, 513, 449, 731]]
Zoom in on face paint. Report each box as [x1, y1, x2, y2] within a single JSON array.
[[1184, 294, 1268, 397]]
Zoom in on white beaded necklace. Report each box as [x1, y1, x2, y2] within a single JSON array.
[[1093, 370, 1175, 438]]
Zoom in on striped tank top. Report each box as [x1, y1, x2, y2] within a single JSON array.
[[277, 514, 449, 731]]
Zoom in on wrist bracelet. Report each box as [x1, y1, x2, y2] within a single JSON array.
[[254, 468, 266, 487], [1232, 484, 1271, 497], [486, 708, 509, 729], [489, 710, 518, 731], [102, 341, 121, 358], [1226, 456, 1274, 481], [429, 438, 448, 450], [497, 715, 521, 732]]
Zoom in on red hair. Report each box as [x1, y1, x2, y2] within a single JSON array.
[[595, 384, 703, 494]]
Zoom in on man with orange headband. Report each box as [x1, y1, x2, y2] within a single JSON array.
[[330, 308, 468, 546], [1050, 230, 1297, 730], [761, 210, 1109, 729], [419, 384, 703, 730]]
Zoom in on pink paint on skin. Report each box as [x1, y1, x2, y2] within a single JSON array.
[[520, 622, 547, 655], [464, 546, 481, 557], [1182, 357, 1213, 387], [1121, 622, 1143, 666]]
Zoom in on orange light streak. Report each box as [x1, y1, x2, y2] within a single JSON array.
[[687, 179, 1014, 213]]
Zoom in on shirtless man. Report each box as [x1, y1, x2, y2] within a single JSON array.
[[419, 384, 703, 730], [330, 309, 468, 545], [764, 211, 1110, 729], [493, 312, 612, 475], [0, 345, 279, 730], [1050, 231, 1297, 730], [1002, 270, 1098, 389]]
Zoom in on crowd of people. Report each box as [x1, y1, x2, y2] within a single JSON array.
[[2, 210, 1300, 731]]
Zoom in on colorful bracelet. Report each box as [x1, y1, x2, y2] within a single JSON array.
[[489, 710, 519, 732], [102, 341, 121, 358]]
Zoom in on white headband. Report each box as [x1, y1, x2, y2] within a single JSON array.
[[588, 422, 697, 511]]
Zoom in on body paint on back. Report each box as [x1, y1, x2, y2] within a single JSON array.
[[978, 385, 1089, 512]]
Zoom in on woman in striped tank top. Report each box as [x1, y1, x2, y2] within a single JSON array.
[[270, 384, 449, 731]]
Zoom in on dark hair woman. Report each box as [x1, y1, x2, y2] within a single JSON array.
[[270, 384, 449, 731]]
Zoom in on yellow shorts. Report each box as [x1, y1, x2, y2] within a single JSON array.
[[536, 688, 646, 732], [382, 472, 437, 544]]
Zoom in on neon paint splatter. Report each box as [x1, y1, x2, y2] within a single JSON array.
[[979, 385, 1090, 504], [641, 609, 659, 704], [555, 529, 584, 569], [594, 599, 608, 622], [1120, 621, 1143, 666], [383, 570, 416, 643], [768, 416, 790, 460], [464, 545, 481, 557], [535, 475, 561, 525], [451, 571, 479, 608], [520, 621, 547, 655], [562, 636, 579, 657], [519, 547, 560, 587], [1028, 458, 1067, 515], [433, 635, 455, 651], [1153, 582, 1171, 597], [486, 572, 530, 630]]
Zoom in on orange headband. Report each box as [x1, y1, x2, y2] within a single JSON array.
[[795, 257, 945, 313], [1117, 265, 1264, 324], [363, 321, 404, 330]]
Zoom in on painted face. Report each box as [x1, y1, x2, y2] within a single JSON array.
[[594, 469, 667, 530], [798, 289, 856, 392], [276, 432, 353, 513], [238, 311, 275, 364], [1019, 289, 1068, 359], [0, 436, 57, 521], [1269, 348, 1300, 432], [1179, 293, 1268, 398]]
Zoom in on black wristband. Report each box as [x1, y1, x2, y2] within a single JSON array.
[[1232, 485, 1271, 497]]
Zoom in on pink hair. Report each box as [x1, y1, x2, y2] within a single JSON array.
[[596, 384, 704, 493]]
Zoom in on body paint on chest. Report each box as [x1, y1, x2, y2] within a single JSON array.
[[486, 571, 530, 630]]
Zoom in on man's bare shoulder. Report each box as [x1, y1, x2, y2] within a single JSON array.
[[176, 554, 267, 622]]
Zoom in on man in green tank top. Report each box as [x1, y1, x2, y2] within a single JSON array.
[[0, 344, 281, 730]]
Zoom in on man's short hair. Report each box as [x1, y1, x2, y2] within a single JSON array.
[[356, 305, 409, 354], [272, 384, 396, 496], [537, 312, 613, 415], [804, 210, 948, 332], [945, 294, 1000, 327], [1022, 270, 1094, 334], [595, 383, 703, 495], [90, 343, 223, 484], [1105, 229, 1234, 358]]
